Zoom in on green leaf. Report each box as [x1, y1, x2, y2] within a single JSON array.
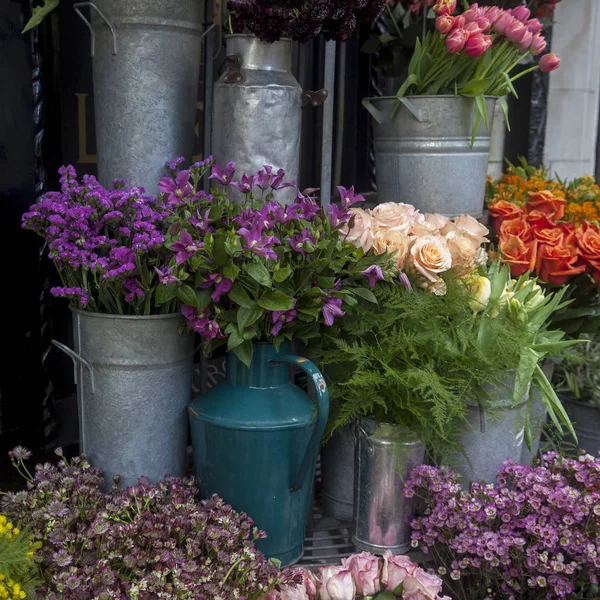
[[229, 284, 254, 308], [533, 364, 576, 439], [227, 327, 245, 351], [396, 73, 418, 98], [155, 283, 177, 306], [298, 307, 320, 319], [223, 263, 241, 281], [209, 205, 224, 220], [196, 288, 212, 311], [470, 109, 482, 147], [22, 0, 59, 33], [351, 288, 378, 304], [212, 235, 229, 267], [459, 78, 491, 97], [233, 339, 253, 367], [501, 70, 519, 99], [273, 266, 292, 283], [247, 263, 272, 287], [499, 96, 511, 132], [316, 276, 336, 289], [177, 285, 198, 307], [237, 305, 264, 330], [475, 94, 490, 130], [258, 290, 295, 311]]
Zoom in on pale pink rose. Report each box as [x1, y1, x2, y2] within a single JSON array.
[[340, 208, 375, 251], [371, 202, 424, 233], [424, 213, 451, 232], [403, 567, 444, 599], [278, 584, 311, 600], [342, 552, 381, 596], [289, 569, 317, 600], [381, 551, 418, 591], [445, 230, 480, 270], [452, 214, 489, 244], [409, 235, 452, 282], [372, 229, 413, 269], [410, 221, 440, 237], [319, 565, 356, 600]]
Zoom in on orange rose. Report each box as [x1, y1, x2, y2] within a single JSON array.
[[488, 200, 523, 232], [499, 218, 532, 242], [499, 234, 537, 277], [527, 210, 556, 230], [576, 221, 600, 266], [532, 226, 563, 247], [588, 259, 600, 285], [537, 243, 586, 285], [526, 190, 566, 221]]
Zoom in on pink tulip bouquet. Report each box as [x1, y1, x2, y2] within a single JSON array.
[[341, 202, 489, 296], [267, 551, 451, 600], [397, 0, 561, 140]]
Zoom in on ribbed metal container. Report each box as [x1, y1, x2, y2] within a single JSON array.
[[353, 418, 424, 554], [57, 310, 194, 487], [321, 425, 355, 522], [363, 95, 497, 217], [563, 396, 600, 457], [212, 34, 302, 204], [84, 0, 203, 192]]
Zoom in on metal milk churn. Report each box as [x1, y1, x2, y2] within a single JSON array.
[[188, 342, 329, 566], [212, 34, 327, 204]]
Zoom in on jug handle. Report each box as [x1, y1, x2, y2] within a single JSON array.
[[269, 355, 329, 493], [73, 2, 117, 57], [52, 340, 96, 394]]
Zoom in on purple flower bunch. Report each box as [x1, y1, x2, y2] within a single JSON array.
[[227, 0, 385, 43], [21, 165, 177, 314], [2, 449, 299, 600], [161, 159, 396, 366], [405, 454, 600, 600]]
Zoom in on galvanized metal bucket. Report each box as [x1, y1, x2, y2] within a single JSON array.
[[53, 310, 194, 487], [212, 34, 327, 204], [454, 377, 528, 485], [353, 418, 425, 554], [74, 0, 204, 192], [321, 425, 355, 522], [563, 396, 600, 457], [363, 95, 497, 217]]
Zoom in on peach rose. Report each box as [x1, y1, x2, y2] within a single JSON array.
[[410, 221, 440, 237], [499, 218, 532, 242], [372, 229, 413, 270], [424, 213, 451, 233], [371, 202, 424, 233], [340, 208, 375, 251], [488, 200, 523, 231], [537, 243, 586, 285], [526, 190, 566, 221], [445, 230, 480, 271], [409, 235, 452, 282], [453, 214, 489, 245], [576, 221, 600, 266], [499, 234, 537, 277]]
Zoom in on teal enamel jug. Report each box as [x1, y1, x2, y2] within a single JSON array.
[[188, 342, 329, 566]]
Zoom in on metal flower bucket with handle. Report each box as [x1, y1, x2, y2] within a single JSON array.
[[188, 342, 329, 566], [363, 95, 497, 217], [73, 0, 204, 192], [53, 309, 194, 488]]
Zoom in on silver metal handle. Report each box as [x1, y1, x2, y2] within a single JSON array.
[[73, 2, 117, 57], [354, 421, 374, 451], [477, 405, 487, 433], [397, 96, 430, 123], [362, 98, 384, 125], [52, 340, 96, 394]]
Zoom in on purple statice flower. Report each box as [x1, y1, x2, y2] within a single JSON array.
[[209, 161, 236, 186], [157, 170, 194, 207], [165, 156, 186, 170], [200, 273, 234, 302], [190, 208, 213, 234], [50, 286, 89, 307], [322, 296, 345, 326], [171, 231, 201, 265], [190, 155, 215, 169], [154, 266, 179, 285], [270, 300, 297, 336], [123, 278, 145, 303], [337, 185, 365, 208], [361, 265, 384, 289], [238, 224, 280, 261], [399, 272, 413, 291], [231, 172, 257, 194], [287, 228, 316, 258]]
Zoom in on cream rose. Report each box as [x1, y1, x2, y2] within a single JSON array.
[[410, 221, 439, 237], [371, 202, 424, 233], [453, 214, 489, 244], [409, 235, 452, 282], [340, 208, 376, 251], [445, 230, 480, 270], [424, 212, 451, 233], [372, 229, 413, 269]]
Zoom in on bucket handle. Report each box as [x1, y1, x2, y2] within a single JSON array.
[[51, 340, 96, 394], [269, 355, 329, 493], [362, 96, 430, 125], [73, 2, 117, 57]]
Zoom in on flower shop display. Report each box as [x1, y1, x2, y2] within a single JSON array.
[[267, 551, 452, 599], [405, 454, 600, 600], [158, 160, 395, 564], [363, 0, 561, 216], [0, 513, 40, 600], [214, 0, 383, 200], [21, 164, 198, 487], [2, 448, 299, 600]]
